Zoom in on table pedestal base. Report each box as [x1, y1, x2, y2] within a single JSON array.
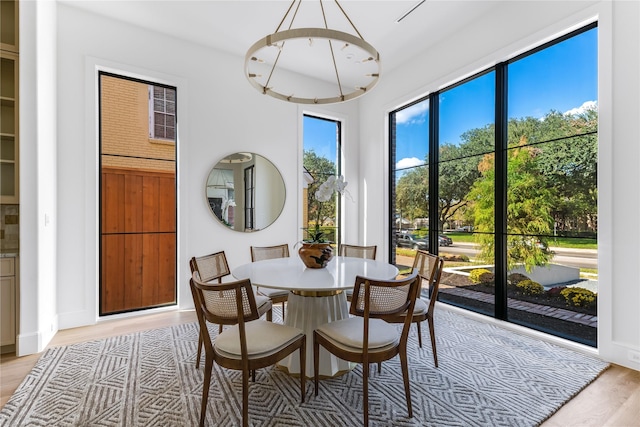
[[277, 291, 351, 378]]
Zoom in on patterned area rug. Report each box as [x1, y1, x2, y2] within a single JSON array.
[[0, 308, 608, 427]]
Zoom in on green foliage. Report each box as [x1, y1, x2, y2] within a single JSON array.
[[515, 279, 544, 295], [560, 287, 597, 308], [507, 273, 529, 286], [303, 150, 337, 228], [469, 268, 492, 284], [468, 142, 554, 272], [395, 166, 428, 222]]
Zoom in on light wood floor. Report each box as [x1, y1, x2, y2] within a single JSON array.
[[1, 310, 639, 426]]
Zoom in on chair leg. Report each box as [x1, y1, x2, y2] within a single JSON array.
[[196, 331, 203, 369], [299, 338, 306, 403], [313, 332, 320, 396], [281, 302, 286, 322], [242, 367, 249, 427], [399, 346, 413, 418], [416, 321, 423, 348], [377, 362, 381, 373], [363, 360, 369, 426], [200, 356, 213, 427], [427, 316, 438, 368], [266, 308, 273, 322]]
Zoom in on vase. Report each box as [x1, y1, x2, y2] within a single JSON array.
[[298, 242, 334, 268]]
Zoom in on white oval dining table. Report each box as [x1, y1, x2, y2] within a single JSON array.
[[232, 256, 399, 378]]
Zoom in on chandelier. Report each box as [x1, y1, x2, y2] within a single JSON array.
[[244, 0, 381, 104]]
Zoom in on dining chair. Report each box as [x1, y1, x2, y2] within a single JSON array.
[[339, 244, 378, 302], [313, 269, 420, 426], [190, 272, 306, 427], [250, 244, 290, 321], [386, 250, 444, 368], [189, 251, 272, 368]]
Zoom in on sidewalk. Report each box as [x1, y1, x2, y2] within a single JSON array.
[[439, 286, 598, 328]]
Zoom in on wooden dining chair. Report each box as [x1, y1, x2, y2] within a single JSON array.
[[313, 269, 420, 426], [190, 272, 306, 427], [339, 244, 377, 302], [250, 244, 290, 321], [385, 250, 444, 368], [189, 251, 272, 368]]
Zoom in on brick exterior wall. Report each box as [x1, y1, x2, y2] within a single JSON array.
[[100, 75, 175, 172]]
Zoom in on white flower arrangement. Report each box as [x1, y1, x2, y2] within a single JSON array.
[[306, 175, 349, 243]]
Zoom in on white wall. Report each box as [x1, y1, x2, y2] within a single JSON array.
[[18, 0, 58, 356], [359, 0, 639, 371], [16, 3, 359, 350]]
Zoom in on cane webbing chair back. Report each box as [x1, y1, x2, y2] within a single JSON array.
[[339, 244, 377, 260], [190, 251, 230, 283], [249, 244, 290, 321], [250, 244, 290, 261]]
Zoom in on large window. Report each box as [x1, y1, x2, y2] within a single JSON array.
[[390, 24, 598, 346], [303, 115, 342, 246]]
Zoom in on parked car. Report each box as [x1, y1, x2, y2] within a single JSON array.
[[396, 233, 453, 250], [396, 233, 428, 250], [439, 235, 453, 246]]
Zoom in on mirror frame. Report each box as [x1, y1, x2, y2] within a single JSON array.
[[206, 152, 286, 232]]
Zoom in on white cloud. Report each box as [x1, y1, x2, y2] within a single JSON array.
[[396, 157, 425, 170], [395, 101, 428, 125], [564, 100, 598, 116]]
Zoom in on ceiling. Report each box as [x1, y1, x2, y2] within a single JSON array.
[[60, 1, 501, 97]]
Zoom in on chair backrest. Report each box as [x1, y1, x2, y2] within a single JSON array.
[[250, 244, 290, 262], [349, 269, 420, 348], [190, 251, 231, 283], [339, 244, 377, 260], [412, 250, 444, 314], [190, 270, 259, 327]]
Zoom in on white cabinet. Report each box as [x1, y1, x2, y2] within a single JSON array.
[[0, 257, 16, 349]]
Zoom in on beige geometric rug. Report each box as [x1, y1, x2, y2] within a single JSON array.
[[0, 308, 609, 426]]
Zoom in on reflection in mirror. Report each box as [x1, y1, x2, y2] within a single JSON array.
[[206, 152, 285, 232]]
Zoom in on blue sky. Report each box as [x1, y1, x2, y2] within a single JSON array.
[[395, 27, 597, 170], [302, 27, 597, 171], [303, 115, 339, 165]]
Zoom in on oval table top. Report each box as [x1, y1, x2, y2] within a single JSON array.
[[232, 256, 399, 293]]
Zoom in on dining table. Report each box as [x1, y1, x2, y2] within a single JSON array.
[[232, 255, 399, 378]]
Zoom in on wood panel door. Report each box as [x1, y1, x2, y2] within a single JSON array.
[[101, 168, 176, 314]]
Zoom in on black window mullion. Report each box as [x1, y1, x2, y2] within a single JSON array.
[[494, 62, 508, 320], [388, 114, 397, 263], [428, 93, 439, 256]]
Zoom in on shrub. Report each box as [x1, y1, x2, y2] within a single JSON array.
[[469, 268, 492, 284], [507, 273, 529, 286], [440, 253, 469, 262], [478, 272, 495, 285], [547, 286, 564, 296], [560, 287, 597, 308], [515, 279, 544, 295]]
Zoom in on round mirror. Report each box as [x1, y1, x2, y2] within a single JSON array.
[[206, 152, 286, 232]]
